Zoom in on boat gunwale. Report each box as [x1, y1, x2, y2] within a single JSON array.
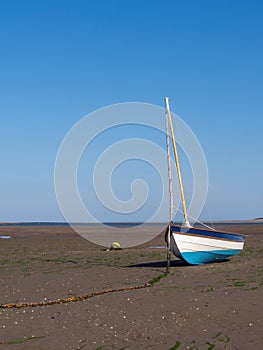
[[169, 224, 245, 242]]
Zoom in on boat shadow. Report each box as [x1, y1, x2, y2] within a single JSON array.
[[127, 260, 188, 268], [127, 259, 230, 268]]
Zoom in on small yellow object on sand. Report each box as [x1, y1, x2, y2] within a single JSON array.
[[110, 242, 121, 250]]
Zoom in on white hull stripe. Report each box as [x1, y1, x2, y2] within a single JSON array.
[[172, 233, 244, 253]]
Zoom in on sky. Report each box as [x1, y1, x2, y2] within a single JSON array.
[[0, 0, 262, 222]]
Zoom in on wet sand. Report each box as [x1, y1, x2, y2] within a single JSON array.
[[0, 224, 262, 349]]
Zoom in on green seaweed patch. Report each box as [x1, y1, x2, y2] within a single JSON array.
[[213, 332, 230, 343], [225, 278, 247, 287], [0, 335, 44, 345], [168, 341, 181, 350], [93, 345, 129, 350], [246, 286, 258, 291], [148, 272, 169, 286], [233, 280, 246, 287]]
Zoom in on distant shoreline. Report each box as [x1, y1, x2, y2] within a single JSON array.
[[0, 219, 263, 227]]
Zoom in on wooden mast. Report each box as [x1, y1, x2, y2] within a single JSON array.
[[165, 106, 173, 272], [164, 98, 190, 227], [165, 111, 173, 224]]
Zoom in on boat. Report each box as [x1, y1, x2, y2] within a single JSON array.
[[164, 98, 245, 265]]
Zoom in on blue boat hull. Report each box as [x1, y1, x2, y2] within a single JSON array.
[[180, 249, 242, 265], [167, 225, 245, 265]]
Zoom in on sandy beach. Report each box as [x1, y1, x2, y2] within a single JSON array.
[[0, 223, 262, 349]]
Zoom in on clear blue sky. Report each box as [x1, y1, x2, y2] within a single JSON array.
[[0, 0, 262, 222]]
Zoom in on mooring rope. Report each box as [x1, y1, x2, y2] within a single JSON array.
[[0, 283, 151, 309]]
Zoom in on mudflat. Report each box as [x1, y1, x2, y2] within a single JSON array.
[[0, 224, 262, 350]]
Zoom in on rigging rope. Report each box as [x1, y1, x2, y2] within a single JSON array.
[[176, 208, 216, 231]]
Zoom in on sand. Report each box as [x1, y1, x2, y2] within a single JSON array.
[[0, 224, 262, 350]]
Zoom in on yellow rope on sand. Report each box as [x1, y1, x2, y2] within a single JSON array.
[[0, 284, 150, 309]]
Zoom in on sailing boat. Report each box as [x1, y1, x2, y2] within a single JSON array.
[[164, 98, 245, 265]]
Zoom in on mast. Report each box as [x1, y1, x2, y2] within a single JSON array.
[[164, 97, 190, 227], [165, 110, 172, 273], [165, 111, 173, 223]]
